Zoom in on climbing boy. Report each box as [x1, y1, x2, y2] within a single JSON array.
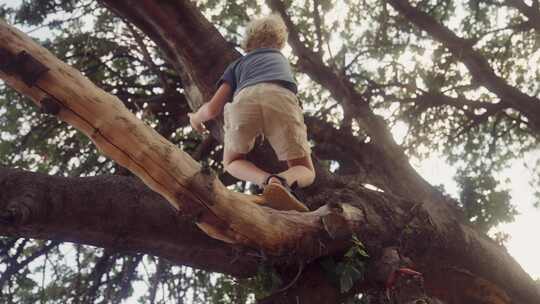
[[188, 14, 315, 212]]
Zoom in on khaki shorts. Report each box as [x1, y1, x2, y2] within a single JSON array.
[[223, 83, 311, 161]]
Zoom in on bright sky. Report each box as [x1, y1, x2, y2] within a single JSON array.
[[1, 0, 539, 284]]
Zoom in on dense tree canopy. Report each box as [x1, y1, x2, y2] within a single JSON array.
[[0, 0, 539, 303]]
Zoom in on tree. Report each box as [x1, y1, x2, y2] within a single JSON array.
[[0, 0, 539, 303]]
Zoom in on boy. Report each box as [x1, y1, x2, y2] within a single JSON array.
[[188, 14, 315, 212]]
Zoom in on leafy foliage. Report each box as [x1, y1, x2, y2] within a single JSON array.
[[320, 236, 369, 294], [456, 168, 517, 233]]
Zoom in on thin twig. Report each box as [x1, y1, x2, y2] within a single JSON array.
[[273, 261, 305, 294]]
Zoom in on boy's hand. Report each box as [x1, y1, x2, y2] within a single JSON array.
[[188, 112, 206, 134]]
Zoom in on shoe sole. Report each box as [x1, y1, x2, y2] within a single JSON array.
[[262, 183, 309, 212]]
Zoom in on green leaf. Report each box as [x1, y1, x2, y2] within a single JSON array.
[[356, 247, 369, 258], [344, 247, 356, 258]]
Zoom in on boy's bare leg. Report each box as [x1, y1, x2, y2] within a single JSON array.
[[224, 149, 312, 211], [224, 149, 315, 188], [271, 154, 315, 188], [223, 149, 269, 186]]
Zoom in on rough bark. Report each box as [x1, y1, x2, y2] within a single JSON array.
[[0, 167, 257, 277], [0, 1, 539, 303]]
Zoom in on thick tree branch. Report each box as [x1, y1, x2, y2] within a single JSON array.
[[305, 116, 392, 189], [0, 167, 257, 277]]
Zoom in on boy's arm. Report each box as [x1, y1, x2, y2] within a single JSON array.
[[188, 83, 232, 133]]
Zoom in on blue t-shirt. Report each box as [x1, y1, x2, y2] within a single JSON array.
[[218, 48, 297, 96]]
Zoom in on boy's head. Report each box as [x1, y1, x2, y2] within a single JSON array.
[[242, 14, 288, 52]]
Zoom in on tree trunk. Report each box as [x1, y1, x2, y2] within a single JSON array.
[[1, 3, 539, 303]]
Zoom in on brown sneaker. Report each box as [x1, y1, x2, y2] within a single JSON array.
[[262, 175, 309, 212]]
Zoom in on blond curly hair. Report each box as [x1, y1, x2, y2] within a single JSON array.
[[242, 14, 288, 52]]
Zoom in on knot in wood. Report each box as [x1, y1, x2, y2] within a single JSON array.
[[200, 162, 213, 176], [191, 210, 204, 224], [321, 212, 351, 240], [1, 202, 31, 225], [328, 202, 344, 213], [187, 170, 216, 205], [40, 97, 61, 115], [0, 209, 16, 225], [0, 50, 49, 87]]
